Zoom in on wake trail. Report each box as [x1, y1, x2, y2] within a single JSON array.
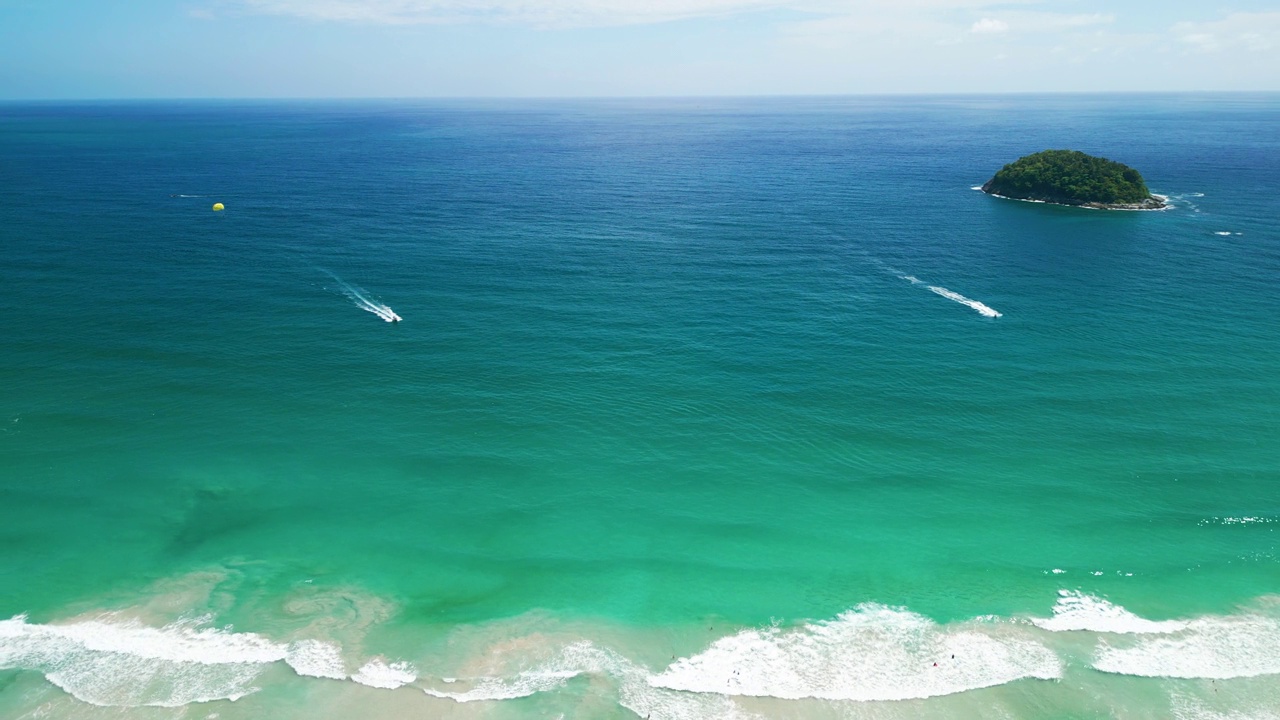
[[790, 215, 1003, 319], [319, 269, 401, 323], [902, 275, 1002, 318]]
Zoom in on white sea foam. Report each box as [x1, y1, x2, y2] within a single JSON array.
[[424, 668, 579, 702], [422, 639, 759, 718], [1200, 516, 1276, 526], [286, 639, 346, 680], [523, 644, 761, 720], [0, 613, 363, 706], [984, 189, 1171, 211], [1166, 192, 1202, 212], [649, 604, 1060, 702], [352, 657, 417, 689], [424, 672, 577, 702], [423, 641, 606, 703], [625, 677, 760, 720], [3, 614, 285, 664], [1032, 591, 1188, 634], [0, 613, 282, 707], [321, 269, 401, 322], [1094, 613, 1280, 679], [19, 595, 1280, 714], [1171, 693, 1280, 720], [566, 642, 761, 720], [1215, 231, 1233, 236]]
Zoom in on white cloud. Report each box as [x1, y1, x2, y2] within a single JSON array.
[[1035, 12, 1111, 30], [226, 0, 1270, 65], [1239, 32, 1272, 52], [239, 0, 784, 27], [236, 0, 1054, 28], [1172, 12, 1279, 54], [784, 8, 1112, 51], [975, 12, 1112, 35], [970, 18, 1007, 34], [1178, 32, 1218, 52]]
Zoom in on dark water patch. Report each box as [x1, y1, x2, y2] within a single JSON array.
[[164, 486, 265, 557]]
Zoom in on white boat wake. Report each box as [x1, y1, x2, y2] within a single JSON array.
[[901, 275, 1002, 318], [771, 215, 1002, 319], [321, 270, 401, 322]]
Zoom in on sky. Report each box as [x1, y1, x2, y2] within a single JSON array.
[[0, 0, 1277, 98]]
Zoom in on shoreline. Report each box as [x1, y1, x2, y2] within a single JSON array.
[[973, 186, 1172, 211], [6, 584, 1280, 717]]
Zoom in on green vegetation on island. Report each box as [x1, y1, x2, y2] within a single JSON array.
[[981, 150, 1165, 209]]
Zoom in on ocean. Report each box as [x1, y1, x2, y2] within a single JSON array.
[[1, 94, 1278, 719]]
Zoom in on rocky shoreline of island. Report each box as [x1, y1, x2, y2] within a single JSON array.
[[979, 185, 1170, 211]]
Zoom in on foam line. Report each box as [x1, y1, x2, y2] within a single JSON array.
[[19, 597, 1280, 712], [423, 641, 606, 703], [0, 613, 361, 707], [424, 670, 579, 702], [1166, 192, 1202, 213], [426, 640, 760, 719]]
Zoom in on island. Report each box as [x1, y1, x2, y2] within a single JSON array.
[[981, 150, 1166, 210]]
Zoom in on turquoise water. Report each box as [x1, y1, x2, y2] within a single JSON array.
[[2, 95, 1279, 718]]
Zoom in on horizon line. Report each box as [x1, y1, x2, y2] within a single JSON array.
[[3, 90, 1279, 103]]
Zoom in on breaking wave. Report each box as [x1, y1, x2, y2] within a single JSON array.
[[0, 613, 345, 707], [1031, 591, 1280, 681], [6, 593, 1280, 714], [1033, 590, 1189, 634], [1094, 613, 1280, 679], [352, 657, 417, 689], [650, 604, 1059, 701]]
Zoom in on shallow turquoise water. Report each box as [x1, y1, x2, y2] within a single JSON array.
[[1, 95, 1279, 718]]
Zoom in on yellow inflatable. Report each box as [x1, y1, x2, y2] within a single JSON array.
[[212, 202, 225, 211]]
